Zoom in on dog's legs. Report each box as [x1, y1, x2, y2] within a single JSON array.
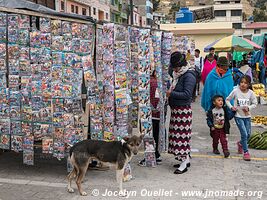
[[116, 169, 125, 196], [76, 164, 89, 196], [67, 167, 77, 193]]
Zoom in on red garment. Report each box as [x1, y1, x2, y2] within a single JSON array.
[[150, 76, 160, 119], [264, 55, 267, 67], [201, 59, 217, 84], [211, 128, 229, 152]]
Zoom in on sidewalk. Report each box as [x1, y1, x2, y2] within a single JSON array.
[[0, 97, 266, 200]]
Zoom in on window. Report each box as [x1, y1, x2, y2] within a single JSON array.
[[235, 1, 241, 3], [231, 10, 242, 16], [254, 29, 260, 34], [88, 7, 91, 16], [232, 23, 242, 29], [82, 8, 87, 15], [221, 1, 230, 4], [214, 10, 226, 17], [93, 7, 96, 15], [71, 4, 75, 13], [60, 1, 65, 11], [106, 13, 109, 19], [75, 6, 79, 14]]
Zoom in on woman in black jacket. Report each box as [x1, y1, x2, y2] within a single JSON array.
[[166, 51, 196, 174]]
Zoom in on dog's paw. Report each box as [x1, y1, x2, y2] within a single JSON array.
[[81, 191, 88, 196], [68, 188, 74, 193]]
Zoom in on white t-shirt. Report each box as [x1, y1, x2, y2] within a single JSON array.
[[226, 87, 257, 118], [194, 56, 204, 72]]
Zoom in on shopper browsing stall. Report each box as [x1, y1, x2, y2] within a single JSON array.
[[226, 75, 257, 161], [201, 53, 217, 85], [166, 51, 196, 174]]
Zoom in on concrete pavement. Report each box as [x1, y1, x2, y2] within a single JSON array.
[[0, 97, 267, 200]]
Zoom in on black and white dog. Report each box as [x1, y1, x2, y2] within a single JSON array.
[[67, 135, 143, 196]]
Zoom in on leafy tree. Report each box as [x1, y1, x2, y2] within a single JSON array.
[[253, 9, 267, 22], [152, 0, 160, 12], [168, 2, 180, 22]]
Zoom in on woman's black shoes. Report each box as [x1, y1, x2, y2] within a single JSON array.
[[173, 163, 191, 168], [174, 167, 188, 174]]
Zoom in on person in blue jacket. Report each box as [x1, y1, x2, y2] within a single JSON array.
[[201, 56, 234, 112]]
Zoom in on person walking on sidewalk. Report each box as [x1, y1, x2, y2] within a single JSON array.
[[139, 70, 162, 166], [207, 95, 235, 158], [166, 51, 196, 174], [194, 49, 204, 97], [226, 75, 257, 161]]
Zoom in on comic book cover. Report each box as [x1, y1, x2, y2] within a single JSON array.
[[53, 140, 65, 160], [33, 123, 43, 141], [52, 52, 63, 65], [42, 62, 52, 72], [19, 59, 31, 76], [41, 124, 52, 137], [19, 47, 30, 60], [102, 43, 114, 61], [71, 38, 80, 52], [140, 120, 152, 135], [8, 14, 19, 28], [52, 98, 64, 113], [8, 75, 20, 89], [139, 106, 152, 120], [103, 131, 114, 141], [11, 135, 23, 152], [62, 84, 73, 98], [41, 77, 52, 99], [0, 73, 6, 88], [0, 134, 10, 149], [72, 98, 82, 114], [53, 112, 64, 127], [138, 74, 150, 91], [18, 29, 29, 45], [62, 66, 74, 83], [18, 15, 30, 29], [21, 121, 32, 136], [30, 63, 41, 74], [39, 47, 51, 64], [54, 127, 64, 140], [0, 102, 9, 118], [52, 36, 64, 51], [8, 59, 19, 75], [63, 33, 72, 51], [63, 99, 73, 113], [40, 17, 51, 33], [0, 43, 6, 58], [7, 29, 18, 43], [115, 73, 127, 90], [8, 44, 19, 59], [21, 105, 32, 121], [23, 150, 34, 165], [32, 80, 42, 97], [0, 58, 6, 72], [79, 40, 91, 54], [52, 65, 62, 82], [51, 20, 62, 35], [30, 47, 41, 63], [51, 82, 63, 98], [40, 33, 51, 48], [62, 21, 72, 33], [9, 91, 21, 107], [72, 23, 81, 38], [31, 16, 37, 31], [23, 135, 34, 150], [42, 138, 53, 154], [0, 12, 7, 27], [30, 31, 41, 47], [0, 118, 10, 135]]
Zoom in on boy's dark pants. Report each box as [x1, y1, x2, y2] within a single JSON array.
[[211, 128, 229, 152]]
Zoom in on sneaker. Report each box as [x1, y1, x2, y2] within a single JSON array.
[[156, 157, 162, 164], [243, 152, 251, 161], [138, 159, 146, 167], [213, 149, 220, 155], [237, 142, 243, 154], [223, 151, 230, 158]]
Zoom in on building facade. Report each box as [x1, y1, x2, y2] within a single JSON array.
[[134, 0, 153, 27], [243, 22, 267, 36], [26, 0, 56, 9], [213, 0, 243, 35], [56, 0, 110, 21], [110, 0, 128, 24]]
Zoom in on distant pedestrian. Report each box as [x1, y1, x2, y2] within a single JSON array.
[[204, 47, 218, 63], [194, 49, 204, 97], [207, 95, 235, 157], [233, 59, 253, 86], [166, 51, 196, 174], [201, 53, 217, 85], [226, 75, 257, 161]]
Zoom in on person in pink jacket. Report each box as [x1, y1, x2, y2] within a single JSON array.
[[201, 53, 217, 84]]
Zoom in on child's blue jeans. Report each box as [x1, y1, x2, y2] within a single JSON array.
[[234, 117, 251, 153]]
